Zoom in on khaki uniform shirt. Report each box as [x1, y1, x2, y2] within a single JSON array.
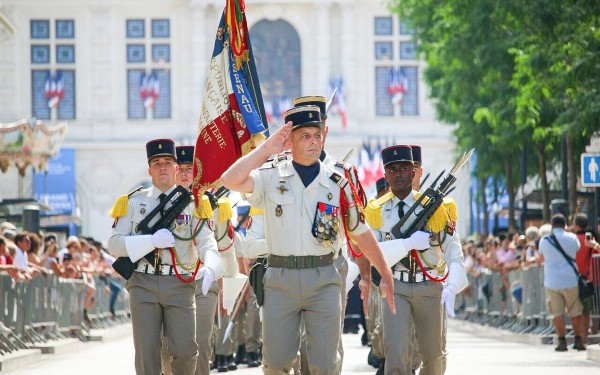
[[109, 184, 218, 268], [371, 190, 463, 271], [246, 159, 368, 257]]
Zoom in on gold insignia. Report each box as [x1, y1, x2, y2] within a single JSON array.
[[393, 150, 397, 155], [327, 193, 333, 201], [309, 113, 313, 119], [158, 144, 163, 149], [182, 150, 185, 155], [275, 205, 283, 217]]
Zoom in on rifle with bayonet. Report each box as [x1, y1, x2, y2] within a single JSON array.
[[371, 149, 474, 286], [112, 185, 193, 279]]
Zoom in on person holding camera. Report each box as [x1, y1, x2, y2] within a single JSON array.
[[108, 139, 224, 375], [536, 213, 584, 351]]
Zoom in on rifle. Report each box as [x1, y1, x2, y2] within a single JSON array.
[[222, 280, 251, 343], [390, 151, 472, 240], [112, 186, 193, 279], [371, 149, 474, 285]]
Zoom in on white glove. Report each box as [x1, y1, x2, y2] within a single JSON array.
[[404, 231, 431, 250], [151, 228, 175, 249], [440, 284, 457, 318], [196, 267, 215, 296]]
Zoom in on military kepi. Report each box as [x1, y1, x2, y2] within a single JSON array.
[[284, 105, 324, 130], [293, 96, 327, 119], [381, 145, 413, 167], [146, 139, 176, 162], [410, 145, 422, 165], [176, 145, 194, 164]]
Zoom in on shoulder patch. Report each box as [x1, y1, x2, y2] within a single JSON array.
[[329, 172, 348, 189]]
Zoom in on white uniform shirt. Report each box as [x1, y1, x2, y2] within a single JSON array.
[[108, 184, 218, 268], [245, 214, 268, 259], [211, 206, 237, 277], [245, 160, 368, 257]]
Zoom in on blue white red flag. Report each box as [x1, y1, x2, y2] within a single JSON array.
[[192, 0, 268, 201], [328, 77, 348, 129], [387, 68, 408, 106], [44, 71, 64, 109], [140, 72, 160, 109]]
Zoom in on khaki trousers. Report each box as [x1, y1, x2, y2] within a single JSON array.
[[244, 291, 262, 353], [300, 255, 347, 375], [382, 280, 445, 375], [195, 280, 219, 375], [262, 265, 342, 375], [127, 272, 197, 375]]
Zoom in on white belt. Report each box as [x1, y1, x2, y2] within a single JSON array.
[[135, 262, 192, 276], [393, 271, 431, 283]]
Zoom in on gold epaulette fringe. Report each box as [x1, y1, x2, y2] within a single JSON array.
[[108, 186, 143, 218], [414, 192, 450, 233], [217, 196, 233, 223], [194, 195, 214, 219], [364, 191, 394, 229], [443, 197, 458, 222]]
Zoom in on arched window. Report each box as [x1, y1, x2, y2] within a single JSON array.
[[250, 19, 301, 131]]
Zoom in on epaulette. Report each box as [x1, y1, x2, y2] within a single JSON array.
[[217, 196, 233, 223], [443, 197, 458, 222], [194, 194, 214, 219], [259, 160, 276, 170], [108, 186, 144, 219], [364, 192, 394, 229], [414, 192, 450, 233], [249, 206, 264, 216], [329, 172, 348, 189]]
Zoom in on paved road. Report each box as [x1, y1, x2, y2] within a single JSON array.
[[6, 319, 598, 374]]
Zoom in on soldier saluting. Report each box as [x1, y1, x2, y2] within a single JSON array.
[[221, 108, 396, 375], [108, 139, 224, 375]]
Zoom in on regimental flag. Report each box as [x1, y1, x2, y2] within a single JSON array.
[[192, 0, 268, 202], [387, 68, 408, 106], [140, 72, 160, 109], [44, 71, 64, 109], [329, 77, 348, 129]]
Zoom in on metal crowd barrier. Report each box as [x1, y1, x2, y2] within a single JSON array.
[[0, 273, 129, 355], [457, 257, 600, 338]]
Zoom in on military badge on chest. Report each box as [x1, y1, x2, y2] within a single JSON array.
[[175, 214, 191, 232], [312, 202, 339, 244]]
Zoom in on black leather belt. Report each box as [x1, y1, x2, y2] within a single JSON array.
[[268, 254, 334, 269]]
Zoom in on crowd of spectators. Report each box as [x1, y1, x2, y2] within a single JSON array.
[[0, 221, 124, 322], [460, 213, 600, 350]]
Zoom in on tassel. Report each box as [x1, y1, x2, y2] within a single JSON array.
[[249, 206, 264, 216], [109, 195, 129, 219], [195, 195, 214, 219], [218, 196, 233, 223], [443, 197, 458, 222]]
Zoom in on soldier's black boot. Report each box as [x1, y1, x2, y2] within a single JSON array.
[[227, 354, 237, 370], [555, 337, 568, 352], [573, 336, 586, 351], [247, 352, 260, 368], [235, 344, 247, 364], [216, 355, 228, 372]]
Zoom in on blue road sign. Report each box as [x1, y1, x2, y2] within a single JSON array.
[[581, 153, 600, 187]]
